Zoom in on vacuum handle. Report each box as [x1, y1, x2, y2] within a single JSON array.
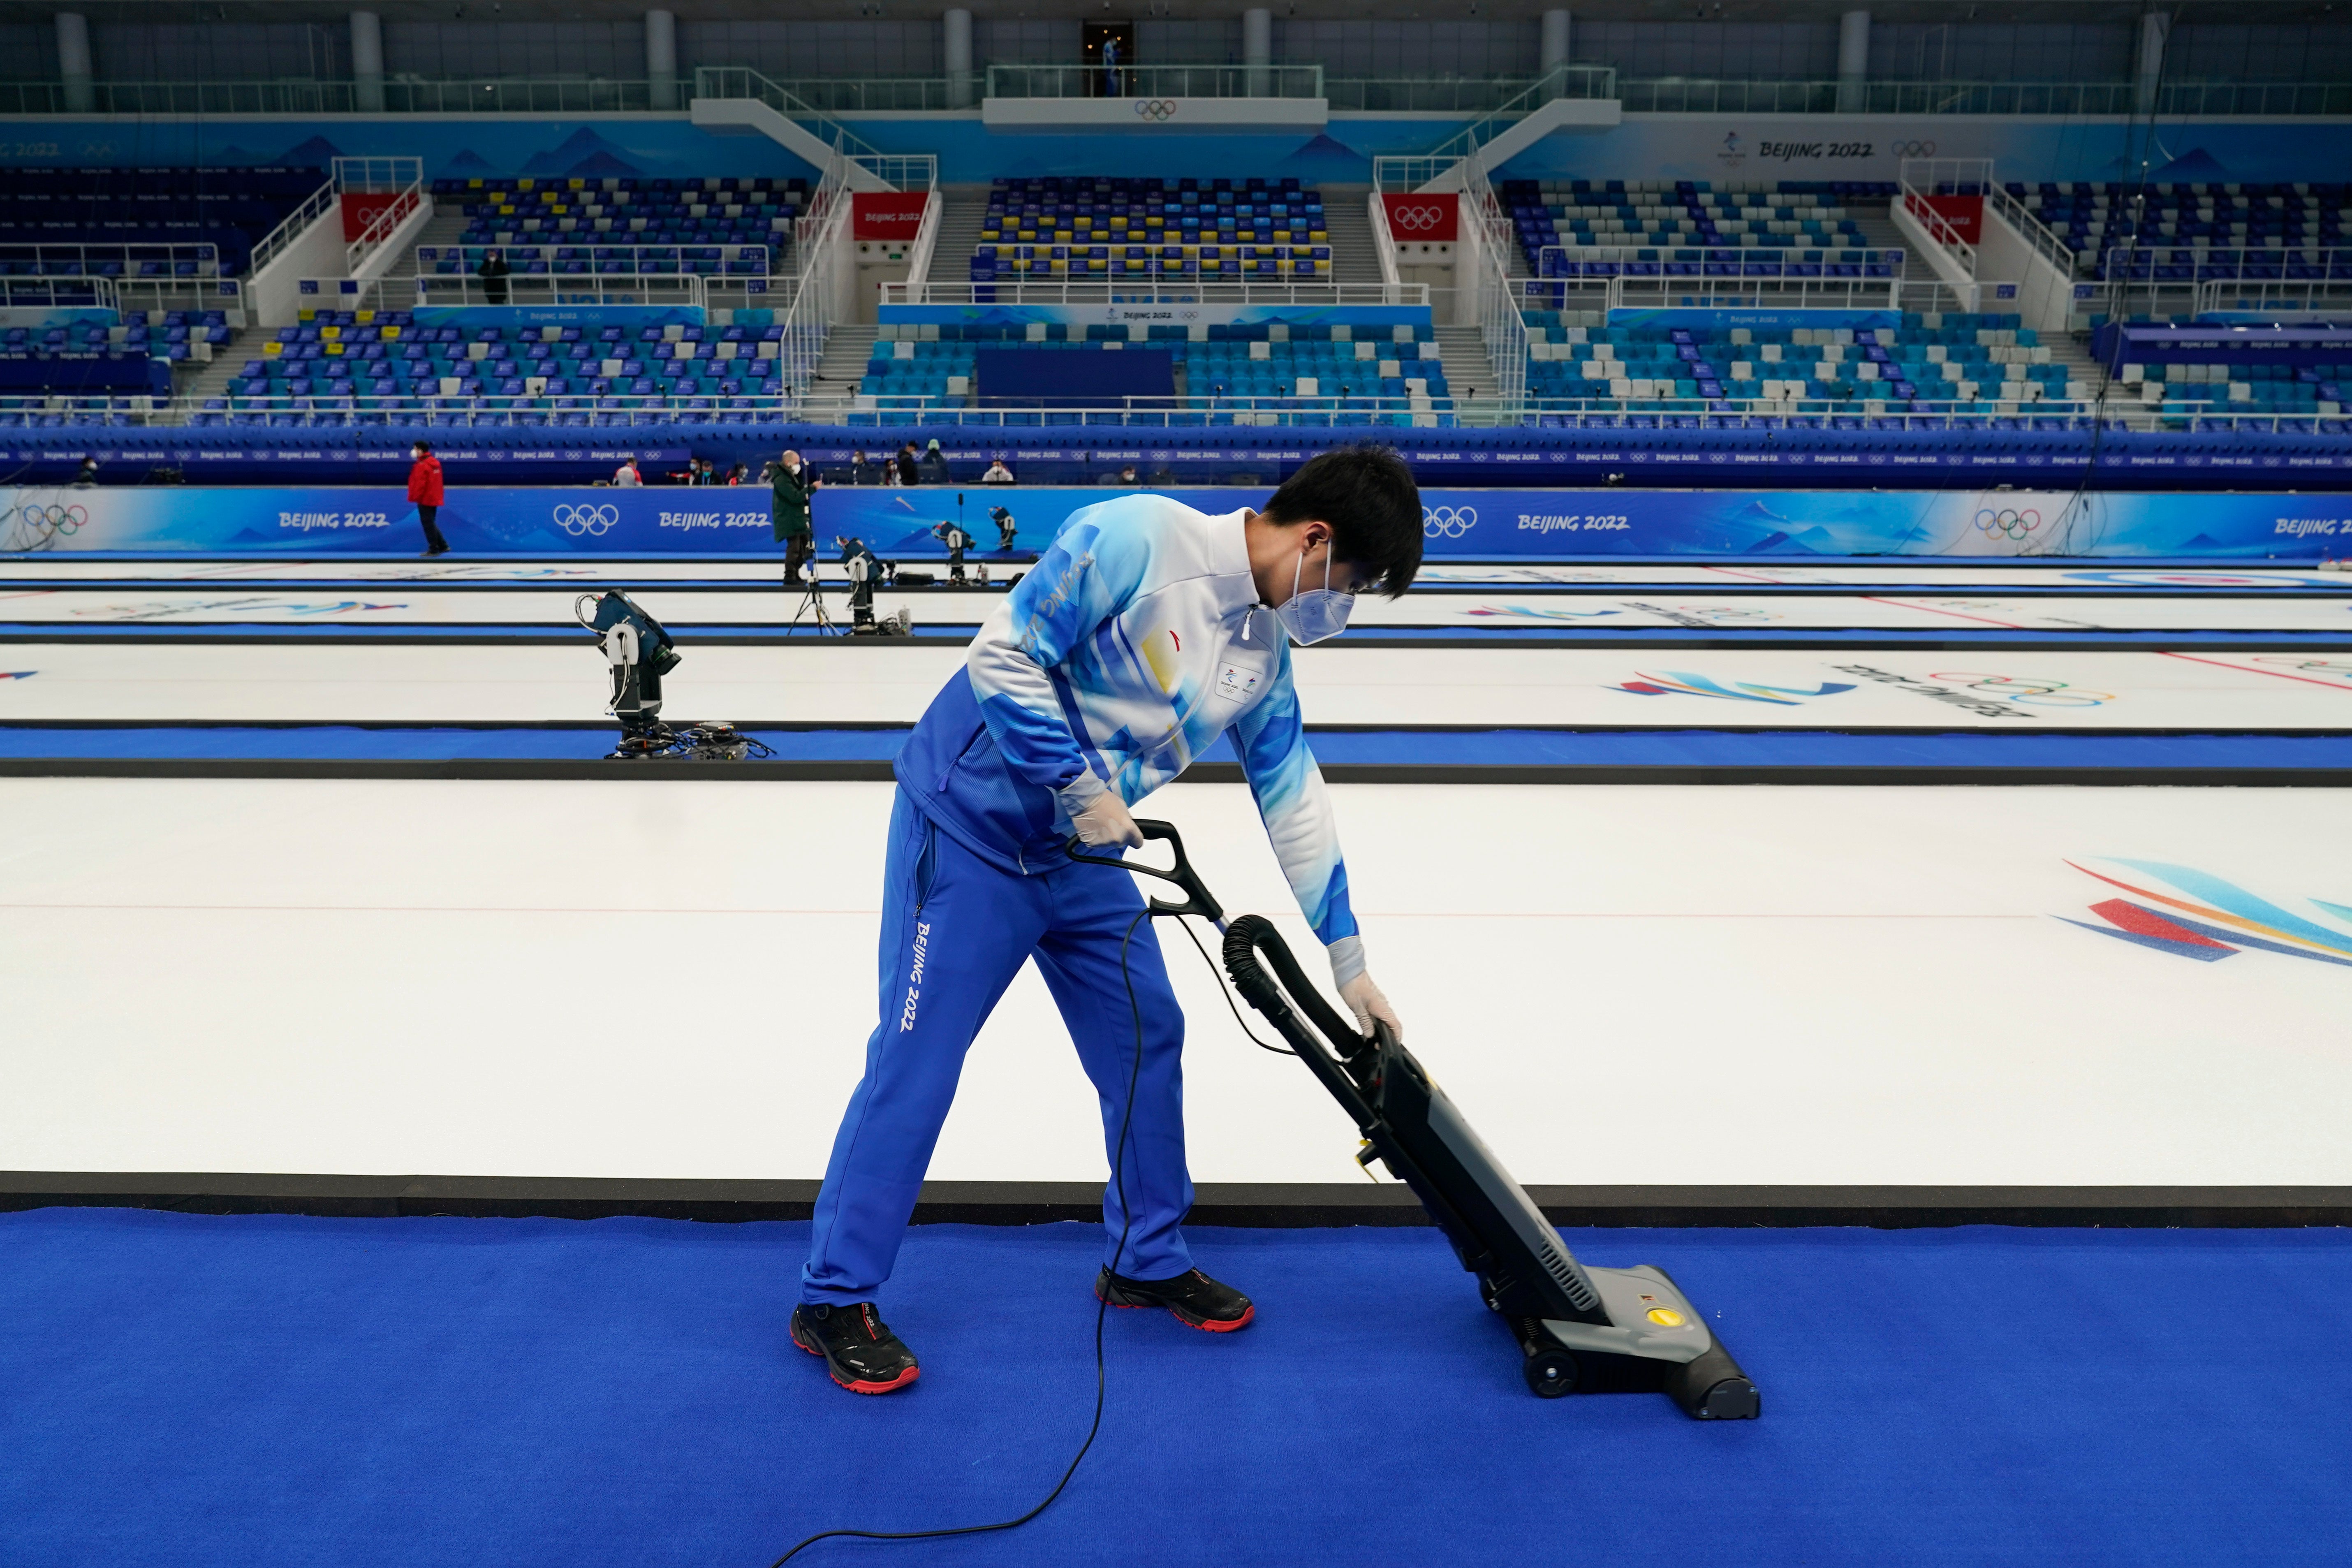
[[1222, 915, 1375, 1102], [1064, 818, 1225, 926]]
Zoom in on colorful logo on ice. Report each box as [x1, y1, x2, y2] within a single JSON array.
[[2058, 859, 2352, 968], [1611, 671, 1855, 705], [1, 670, 32, 679]]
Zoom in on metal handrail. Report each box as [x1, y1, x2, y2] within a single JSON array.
[[690, 67, 884, 160], [1615, 77, 2352, 116], [411, 273, 711, 308], [984, 63, 1325, 100], [0, 73, 2340, 120], [1460, 154, 1528, 410], [246, 178, 338, 278], [14, 388, 2348, 434], [2104, 243, 2352, 281], [879, 278, 1429, 307], [1424, 65, 1617, 167], [339, 157, 427, 276], [420, 242, 776, 271], [1986, 185, 2077, 278]]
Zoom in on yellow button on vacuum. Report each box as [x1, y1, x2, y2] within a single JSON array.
[[1646, 1308, 1686, 1327]]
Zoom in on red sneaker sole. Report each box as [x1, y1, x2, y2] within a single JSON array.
[[792, 1322, 920, 1394], [1095, 1289, 1256, 1333]]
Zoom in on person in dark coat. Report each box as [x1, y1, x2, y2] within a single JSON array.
[[407, 440, 448, 557], [894, 442, 921, 486], [850, 449, 880, 484], [917, 438, 950, 484], [477, 248, 511, 305], [772, 447, 817, 586]]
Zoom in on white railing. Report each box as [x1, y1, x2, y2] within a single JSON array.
[[2104, 243, 2352, 283], [118, 277, 243, 327], [1459, 155, 1527, 410], [1987, 186, 2076, 279], [338, 159, 426, 276], [0, 241, 221, 279], [1589, 275, 1905, 312], [412, 273, 711, 310], [417, 242, 775, 275], [775, 171, 852, 406], [0, 276, 119, 310], [1368, 192, 1403, 288], [851, 154, 938, 195], [1534, 243, 1906, 282], [1372, 156, 1460, 195], [691, 67, 887, 161], [901, 191, 944, 294], [983, 63, 1327, 99], [246, 178, 338, 279], [9, 389, 2345, 434], [1423, 66, 1616, 169], [1614, 76, 2352, 117], [2193, 278, 2352, 317], [878, 278, 1429, 307]]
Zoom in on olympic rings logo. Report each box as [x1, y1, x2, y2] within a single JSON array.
[[16, 503, 88, 537], [1972, 507, 2042, 541], [1390, 205, 1449, 233], [1928, 671, 2116, 707], [1134, 100, 1178, 122], [552, 503, 618, 537], [1893, 140, 1938, 158], [1424, 505, 1477, 540]]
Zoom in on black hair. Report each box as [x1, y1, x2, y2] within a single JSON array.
[[1260, 445, 1422, 598], [414, 440, 432, 453]]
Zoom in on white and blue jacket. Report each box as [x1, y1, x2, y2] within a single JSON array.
[[894, 493, 1364, 984]]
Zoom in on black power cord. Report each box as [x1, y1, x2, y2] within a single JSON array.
[[763, 907, 1153, 1567]]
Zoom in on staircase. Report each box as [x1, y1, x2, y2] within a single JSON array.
[[1318, 184, 1382, 285], [176, 329, 256, 407], [375, 206, 472, 313], [1434, 324, 1497, 408], [801, 322, 879, 422], [923, 184, 992, 291]]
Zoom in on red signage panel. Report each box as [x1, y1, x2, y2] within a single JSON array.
[[341, 191, 417, 243], [1381, 193, 1458, 241], [853, 192, 930, 241], [1912, 193, 1984, 246]]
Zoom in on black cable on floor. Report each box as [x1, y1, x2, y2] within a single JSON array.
[[762, 907, 1153, 1567]]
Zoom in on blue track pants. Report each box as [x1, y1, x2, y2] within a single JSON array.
[[801, 787, 1193, 1305]]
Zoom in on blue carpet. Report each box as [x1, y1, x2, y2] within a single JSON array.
[[2, 1210, 2348, 1567], [12, 725, 2352, 769]]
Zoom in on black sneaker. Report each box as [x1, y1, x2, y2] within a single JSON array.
[[1094, 1267, 1255, 1333], [790, 1302, 921, 1394]]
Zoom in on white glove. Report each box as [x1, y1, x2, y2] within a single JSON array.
[[1071, 791, 1144, 849], [1340, 972, 1403, 1044]]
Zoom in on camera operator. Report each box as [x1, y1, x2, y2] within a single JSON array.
[[772, 448, 818, 588]]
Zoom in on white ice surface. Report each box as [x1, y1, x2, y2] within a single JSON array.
[[6, 641, 2352, 727], [9, 585, 2352, 631], [5, 779, 2352, 1186]]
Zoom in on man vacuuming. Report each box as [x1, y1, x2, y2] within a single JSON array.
[[793, 446, 1423, 1394]]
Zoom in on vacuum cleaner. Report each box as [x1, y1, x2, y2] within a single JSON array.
[[1078, 821, 1761, 1417]]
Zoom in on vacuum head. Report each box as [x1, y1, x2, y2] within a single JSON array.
[[1222, 913, 1759, 1417]]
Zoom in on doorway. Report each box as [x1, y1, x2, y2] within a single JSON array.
[[1081, 21, 1136, 97]]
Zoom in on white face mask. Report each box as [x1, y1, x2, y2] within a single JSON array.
[[411, 448, 423, 460], [1273, 544, 1354, 646]]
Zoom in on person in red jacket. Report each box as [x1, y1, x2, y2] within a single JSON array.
[[407, 441, 449, 557]]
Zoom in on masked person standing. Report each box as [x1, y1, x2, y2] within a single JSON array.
[[772, 447, 817, 587], [407, 440, 448, 557], [791, 446, 1421, 1395]]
